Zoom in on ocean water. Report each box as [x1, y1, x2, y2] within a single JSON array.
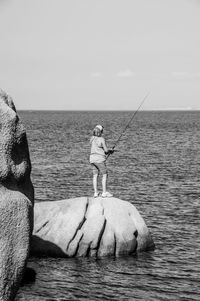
[[16, 111, 200, 301]]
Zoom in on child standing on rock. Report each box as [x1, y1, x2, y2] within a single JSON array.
[[89, 124, 114, 198]]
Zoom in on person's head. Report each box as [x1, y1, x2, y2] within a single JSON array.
[[93, 124, 104, 137]]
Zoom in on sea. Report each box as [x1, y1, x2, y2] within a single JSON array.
[[16, 110, 200, 301]]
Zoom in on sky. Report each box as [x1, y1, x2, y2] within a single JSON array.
[[0, 0, 200, 110]]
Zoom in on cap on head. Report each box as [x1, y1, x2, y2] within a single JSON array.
[[95, 124, 103, 132]]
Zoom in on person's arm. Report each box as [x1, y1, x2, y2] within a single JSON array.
[[101, 137, 109, 153], [101, 138, 114, 155]]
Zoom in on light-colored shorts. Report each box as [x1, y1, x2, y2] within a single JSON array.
[[91, 162, 107, 175]]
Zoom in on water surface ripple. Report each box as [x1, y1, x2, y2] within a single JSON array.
[[16, 111, 200, 300]]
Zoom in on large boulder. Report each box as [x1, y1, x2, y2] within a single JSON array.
[[0, 90, 34, 301], [31, 197, 155, 257]]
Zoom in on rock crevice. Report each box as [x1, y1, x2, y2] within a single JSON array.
[[66, 197, 89, 253]]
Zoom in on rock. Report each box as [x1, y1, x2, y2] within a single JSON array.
[[31, 197, 155, 258], [0, 90, 34, 301]]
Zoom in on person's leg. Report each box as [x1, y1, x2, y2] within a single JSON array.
[[100, 162, 113, 197], [102, 173, 107, 194], [91, 163, 99, 197], [93, 174, 98, 196], [102, 174, 112, 197]]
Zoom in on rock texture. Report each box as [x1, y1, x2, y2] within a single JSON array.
[[0, 90, 34, 301], [31, 197, 155, 258]]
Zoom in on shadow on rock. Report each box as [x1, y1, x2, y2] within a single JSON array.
[[31, 235, 67, 257]]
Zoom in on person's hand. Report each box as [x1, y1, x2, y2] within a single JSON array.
[[108, 149, 115, 155]]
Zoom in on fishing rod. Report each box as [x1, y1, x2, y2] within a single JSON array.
[[106, 92, 149, 160]]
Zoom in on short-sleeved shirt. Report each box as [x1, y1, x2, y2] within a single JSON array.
[[89, 136, 106, 163]]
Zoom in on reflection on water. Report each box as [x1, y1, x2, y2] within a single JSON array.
[[16, 111, 200, 300]]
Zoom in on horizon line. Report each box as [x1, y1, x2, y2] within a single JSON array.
[[18, 108, 200, 112]]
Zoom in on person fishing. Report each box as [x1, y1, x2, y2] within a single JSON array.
[[89, 93, 149, 198], [89, 124, 114, 198]]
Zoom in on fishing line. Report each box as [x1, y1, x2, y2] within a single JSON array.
[[106, 92, 149, 160]]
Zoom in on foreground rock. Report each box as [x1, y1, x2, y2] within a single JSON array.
[[31, 197, 155, 257], [0, 90, 34, 301]]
